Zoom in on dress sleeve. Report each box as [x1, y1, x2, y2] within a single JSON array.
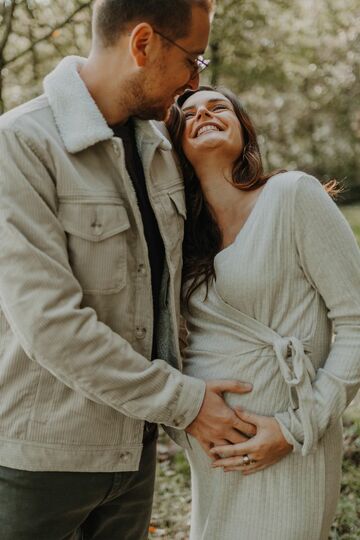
[[275, 174, 360, 455]]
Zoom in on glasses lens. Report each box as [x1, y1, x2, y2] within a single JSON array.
[[196, 57, 210, 73]]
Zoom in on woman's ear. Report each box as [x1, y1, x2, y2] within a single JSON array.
[[129, 23, 155, 68]]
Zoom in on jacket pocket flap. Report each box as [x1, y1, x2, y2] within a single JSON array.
[[169, 189, 187, 219], [59, 204, 130, 242]]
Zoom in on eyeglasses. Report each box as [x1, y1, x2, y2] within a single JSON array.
[[154, 29, 210, 78]]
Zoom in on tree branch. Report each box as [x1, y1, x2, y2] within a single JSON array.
[[2, 1, 92, 68], [0, 0, 16, 56]]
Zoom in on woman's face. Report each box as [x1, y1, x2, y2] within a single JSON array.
[[181, 90, 244, 166]]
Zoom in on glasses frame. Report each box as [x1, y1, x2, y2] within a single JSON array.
[[154, 29, 210, 78]]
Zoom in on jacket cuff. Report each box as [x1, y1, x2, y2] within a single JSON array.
[[168, 374, 206, 429]]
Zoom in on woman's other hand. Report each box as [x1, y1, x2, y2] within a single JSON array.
[[210, 408, 293, 475]]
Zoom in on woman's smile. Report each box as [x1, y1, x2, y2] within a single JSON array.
[[195, 122, 223, 137]]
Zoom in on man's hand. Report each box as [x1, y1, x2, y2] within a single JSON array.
[[210, 408, 293, 474], [185, 380, 256, 455]]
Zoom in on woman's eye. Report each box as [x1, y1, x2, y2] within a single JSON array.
[[213, 105, 227, 111], [184, 112, 195, 120]]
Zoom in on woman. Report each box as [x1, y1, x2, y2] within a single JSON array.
[[166, 86, 360, 540]]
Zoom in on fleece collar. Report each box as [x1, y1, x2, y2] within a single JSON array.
[[43, 55, 172, 154]]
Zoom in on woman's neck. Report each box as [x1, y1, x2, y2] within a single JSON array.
[[194, 160, 263, 249]]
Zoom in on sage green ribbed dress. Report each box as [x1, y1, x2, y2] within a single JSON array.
[[182, 172, 360, 540]]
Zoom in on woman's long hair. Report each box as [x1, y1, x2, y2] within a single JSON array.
[[166, 86, 336, 308]]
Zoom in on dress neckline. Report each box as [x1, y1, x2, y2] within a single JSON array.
[[214, 178, 270, 261]]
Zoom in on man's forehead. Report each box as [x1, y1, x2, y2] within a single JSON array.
[[179, 5, 211, 55]]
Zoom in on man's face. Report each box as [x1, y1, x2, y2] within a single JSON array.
[[132, 6, 211, 121]]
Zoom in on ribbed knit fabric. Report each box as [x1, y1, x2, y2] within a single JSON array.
[[182, 172, 360, 540]]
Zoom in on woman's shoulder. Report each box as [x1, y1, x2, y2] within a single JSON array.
[[265, 171, 327, 207], [267, 170, 321, 192]]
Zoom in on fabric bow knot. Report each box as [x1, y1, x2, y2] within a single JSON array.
[[273, 336, 318, 454]]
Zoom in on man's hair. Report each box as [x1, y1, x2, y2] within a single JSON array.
[[93, 0, 214, 47]]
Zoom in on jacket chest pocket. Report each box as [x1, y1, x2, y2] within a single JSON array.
[[58, 203, 130, 294], [159, 186, 187, 250]]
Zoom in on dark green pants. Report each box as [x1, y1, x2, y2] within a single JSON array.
[[0, 437, 157, 540]]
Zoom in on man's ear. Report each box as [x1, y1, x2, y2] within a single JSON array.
[[129, 23, 156, 67]]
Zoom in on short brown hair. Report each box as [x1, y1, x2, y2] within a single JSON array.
[[93, 0, 215, 47]]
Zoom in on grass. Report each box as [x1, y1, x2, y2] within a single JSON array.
[[150, 204, 360, 539], [341, 204, 360, 245]]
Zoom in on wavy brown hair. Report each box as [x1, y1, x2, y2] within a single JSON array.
[[166, 86, 285, 307], [167, 86, 340, 308]]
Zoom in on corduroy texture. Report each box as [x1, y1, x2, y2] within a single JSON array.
[[0, 56, 205, 473], [182, 172, 360, 540]]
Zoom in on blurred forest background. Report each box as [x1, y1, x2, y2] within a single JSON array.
[[0, 0, 359, 200], [0, 1, 359, 538]]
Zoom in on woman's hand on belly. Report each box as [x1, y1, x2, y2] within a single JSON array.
[[209, 408, 293, 475]]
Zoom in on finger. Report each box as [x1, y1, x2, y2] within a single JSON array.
[[211, 439, 229, 448], [210, 439, 229, 460], [236, 458, 280, 475], [212, 455, 250, 468], [233, 417, 257, 438], [222, 455, 259, 472], [222, 459, 265, 473], [234, 407, 262, 427], [225, 428, 250, 445], [210, 439, 254, 458], [208, 380, 252, 395], [242, 462, 270, 475]]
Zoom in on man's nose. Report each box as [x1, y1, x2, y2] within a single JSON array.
[[187, 71, 200, 91]]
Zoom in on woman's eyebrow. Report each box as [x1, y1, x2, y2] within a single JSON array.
[[182, 98, 229, 112]]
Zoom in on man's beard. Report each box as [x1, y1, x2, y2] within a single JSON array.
[[126, 78, 170, 121], [135, 103, 168, 121]]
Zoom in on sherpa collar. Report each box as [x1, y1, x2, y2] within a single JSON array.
[[43, 55, 172, 154]]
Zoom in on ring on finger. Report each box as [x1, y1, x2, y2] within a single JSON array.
[[240, 454, 254, 466]]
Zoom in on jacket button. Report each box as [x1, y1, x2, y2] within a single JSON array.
[[137, 264, 146, 276], [135, 327, 147, 339], [112, 142, 120, 156]]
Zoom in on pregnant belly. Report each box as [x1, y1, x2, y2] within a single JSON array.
[[183, 348, 292, 415]]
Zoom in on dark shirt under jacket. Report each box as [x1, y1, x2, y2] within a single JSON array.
[[112, 119, 164, 441], [112, 119, 165, 362], [111, 118, 165, 443]]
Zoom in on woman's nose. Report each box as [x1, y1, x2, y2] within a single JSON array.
[[195, 106, 212, 120]]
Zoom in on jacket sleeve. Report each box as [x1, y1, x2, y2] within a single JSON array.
[[275, 174, 360, 454], [0, 128, 205, 428]]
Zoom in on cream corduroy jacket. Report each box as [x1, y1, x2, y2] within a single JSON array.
[[0, 56, 205, 472]]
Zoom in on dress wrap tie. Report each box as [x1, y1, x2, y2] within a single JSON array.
[[205, 285, 319, 454], [273, 337, 317, 454]]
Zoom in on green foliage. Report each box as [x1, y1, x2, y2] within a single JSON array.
[[1, 1, 359, 198], [206, 0, 360, 196], [330, 414, 360, 539], [341, 205, 360, 245]]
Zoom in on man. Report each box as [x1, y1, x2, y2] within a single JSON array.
[[0, 1, 253, 538]]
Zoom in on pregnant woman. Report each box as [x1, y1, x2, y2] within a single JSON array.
[[166, 86, 360, 540]]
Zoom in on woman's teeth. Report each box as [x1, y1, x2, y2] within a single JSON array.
[[196, 125, 220, 137]]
